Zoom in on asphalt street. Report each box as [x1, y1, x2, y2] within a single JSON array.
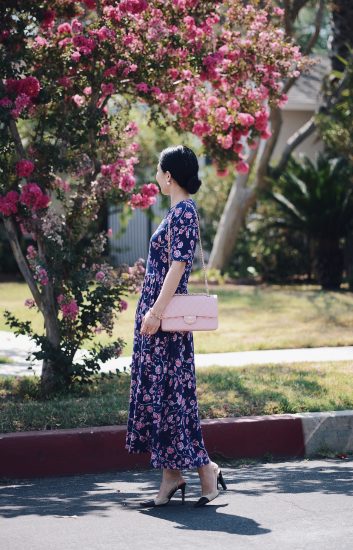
[[1, 457, 352, 550]]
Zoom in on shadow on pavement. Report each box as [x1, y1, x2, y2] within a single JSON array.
[[0, 458, 352, 534]]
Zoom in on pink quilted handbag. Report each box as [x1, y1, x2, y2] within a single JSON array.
[[160, 202, 218, 332]]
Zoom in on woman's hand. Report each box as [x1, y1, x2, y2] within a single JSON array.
[[140, 309, 161, 336]]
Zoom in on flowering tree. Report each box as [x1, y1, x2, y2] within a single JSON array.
[[0, 0, 301, 394], [208, 0, 324, 270]]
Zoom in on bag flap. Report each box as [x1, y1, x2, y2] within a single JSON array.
[[162, 294, 218, 318]]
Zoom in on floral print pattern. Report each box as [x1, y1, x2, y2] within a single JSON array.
[[125, 198, 211, 469]]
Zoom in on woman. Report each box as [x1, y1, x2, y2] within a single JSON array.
[[125, 145, 227, 508]]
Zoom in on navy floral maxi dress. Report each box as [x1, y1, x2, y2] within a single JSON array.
[[125, 198, 211, 470]]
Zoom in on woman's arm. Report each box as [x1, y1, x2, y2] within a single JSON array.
[[140, 261, 185, 335]]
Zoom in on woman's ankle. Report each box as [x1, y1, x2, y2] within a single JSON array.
[[162, 469, 183, 482]]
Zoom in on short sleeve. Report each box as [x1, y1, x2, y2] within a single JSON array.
[[169, 202, 199, 263]]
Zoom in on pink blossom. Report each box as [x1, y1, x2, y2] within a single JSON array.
[[238, 113, 255, 126], [11, 94, 31, 119], [141, 183, 159, 197], [124, 122, 139, 137], [40, 9, 56, 29], [217, 134, 233, 149], [120, 299, 128, 311], [216, 168, 229, 177], [107, 228, 113, 237], [24, 298, 36, 308], [26, 245, 37, 259], [214, 107, 228, 123], [16, 160, 35, 178], [60, 299, 79, 321], [119, 0, 148, 15], [249, 140, 259, 150], [36, 267, 49, 286], [0, 191, 20, 216], [72, 35, 96, 55], [99, 123, 110, 135], [206, 96, 219, 108], [273, 7, 284, 16], [96, 26, 114, 41], [57, 294, 65, 305], [236, 161, 250, 174], [129, 192, 156, 210], [57, 76, 72, 88], [101, 164, 114, 176], [0, 30, 10, 42], [83, 0, 96, 8], [254, 110, 269, 131], [0, 97, 12, 108], [232, 142, 243, 154], [34, 36, 49, 47], [71, 19, 83, 34], [260, 129, 272, 139], [95, 271, 105, 281], [71, 51, 81, 62], [57, 23, 72, 34], [58, 37, 72, 48], [192, 121, 211, 137], [119, 174, 136, 192], [168, 100, 180, 115], [168, 68, 179, 79], [227, 98, 240, 110], [72, 94, 85, 107], [83, 86, 92, 96], [20, 183, 51, 211], [101, 83, 115, 96], [5, 77, 40, 98], [278, 93, 288, 107], [136, 82, 149, 93], [150, 86, 161, 96], [53, 177, 70, 192]]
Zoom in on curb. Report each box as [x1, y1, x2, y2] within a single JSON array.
[[1, 410, 352, 479]]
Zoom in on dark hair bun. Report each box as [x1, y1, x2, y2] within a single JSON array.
[[159, 145, 202, 195], [186, 174, 202, 194]]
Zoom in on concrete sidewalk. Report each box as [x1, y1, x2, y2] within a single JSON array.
[[1, 330, 353, 376], [1, 457, 352, 550]]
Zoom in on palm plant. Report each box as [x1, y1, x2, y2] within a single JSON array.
[[266, 153, 353, 289]]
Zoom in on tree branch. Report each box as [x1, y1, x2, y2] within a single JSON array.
[[272, 62, 351, 178], [3, 217, 44, 312], [292, 0, 311, 21], [272, 117, 316, 178], [303, 0, 325, 56], [8, 119, 26, 158]]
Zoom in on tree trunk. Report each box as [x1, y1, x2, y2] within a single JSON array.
[[3, 216, 64, 394], [208, 148, 258, 269], [208, 107, 283, 270]]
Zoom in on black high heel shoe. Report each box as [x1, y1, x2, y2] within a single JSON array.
[[194, 463, 227, 508], [139, 480, 187, 507]]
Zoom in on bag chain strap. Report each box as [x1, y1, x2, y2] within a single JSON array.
[[167, 201, 210, 296]]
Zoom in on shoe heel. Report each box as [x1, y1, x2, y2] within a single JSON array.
[[180, 482, 186, 505], [218, 470, 227, 491]]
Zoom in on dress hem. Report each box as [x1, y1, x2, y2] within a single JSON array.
[[125, 444, 211, 470]]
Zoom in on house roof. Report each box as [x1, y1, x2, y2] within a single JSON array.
[[283, 55, 331, 112]]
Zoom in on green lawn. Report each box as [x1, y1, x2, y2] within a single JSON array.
[[2, 281, 353, 355], [1, 361, 353, 433]]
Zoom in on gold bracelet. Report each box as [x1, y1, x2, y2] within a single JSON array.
[[149, 308, 163, 320]]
